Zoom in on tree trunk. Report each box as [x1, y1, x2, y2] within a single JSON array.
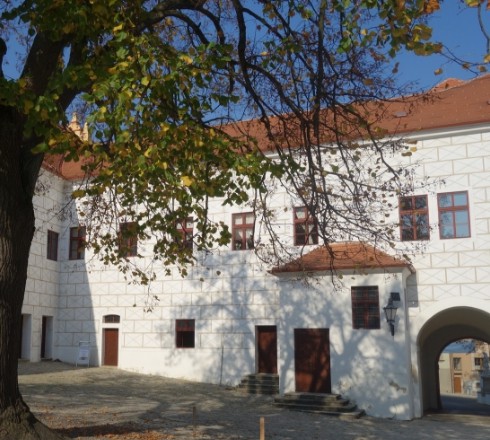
[[0, 107, 65, 439]]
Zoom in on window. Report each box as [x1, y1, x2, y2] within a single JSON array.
[[453, 357, 462, 371], [103, 315, 120, 324], [232, 212, 255, 250], [118, 222, 138, 257], [47, 230, 59, 261], [294, 207, 318, 246], [176, 319, 195, 348], [176, 217, 193, 250], [475, 357, 483, 369], [399, 195, 429, 241], [351, 286, 380, 330], [438, 191, 470, 239], [69, 226, 86, 260]]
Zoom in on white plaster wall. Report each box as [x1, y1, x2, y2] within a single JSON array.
[[22, 170, 65, 361]]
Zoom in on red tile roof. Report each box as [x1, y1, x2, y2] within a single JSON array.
[[270, 242, 414, 274], [45, 74, 490, 180]]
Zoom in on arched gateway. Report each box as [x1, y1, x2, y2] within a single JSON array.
[[415, 303, 490, 414]]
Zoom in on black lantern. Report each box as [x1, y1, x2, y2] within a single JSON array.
[[383, 298, 398, 337]]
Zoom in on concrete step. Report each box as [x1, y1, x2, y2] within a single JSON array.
[[274, 393, 364, 419], [237, 373, 279, 395]]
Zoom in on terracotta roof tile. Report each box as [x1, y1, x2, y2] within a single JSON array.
[[270, 242, 414, 274]]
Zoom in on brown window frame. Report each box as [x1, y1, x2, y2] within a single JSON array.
[[399, 195, 429, 241], [176, 319, 195, 348], [69, 226, 86, 260], [118, 222, 138, 257], [176, 217, 194, 250], [351, 286, 380, 330], [293, 207, 318, 246], [438, 191, 470, 239], [232, 212, 255, 250], [47, 230, 59, 261]]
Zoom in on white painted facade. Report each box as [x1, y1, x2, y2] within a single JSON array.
[[21, 86, 490, 420]]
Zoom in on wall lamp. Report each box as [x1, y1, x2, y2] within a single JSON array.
[[383, 297, 398, 337]]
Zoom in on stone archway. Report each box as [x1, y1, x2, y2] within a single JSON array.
[[417, 306, 490, 413]]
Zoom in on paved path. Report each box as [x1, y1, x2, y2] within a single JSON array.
[[18, 361, 490, 439]]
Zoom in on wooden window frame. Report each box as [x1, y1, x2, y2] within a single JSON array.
[[69, 226, 86, 260], [294, 207, 318, 246], [351, 286, 380, 330], [438, 191, 470, 239], [232, 212, 255, 251], [176, 319, 195, 348], [47, 230, 59, 261], [118, 222, 138, 257], [399, 195, 430, 241], [176, 217, 194, 250]]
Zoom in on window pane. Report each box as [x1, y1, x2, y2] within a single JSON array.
[[245, 213, 254, 224], [453, 192, 468, 206], [400, 198, 412, 210], [455, 223, 470, 238], [401, 214, 413, 228], [438, 194, 452, 208], [414, 196, 427, 209], [440, 212, 453, 226], [295, 208, 306, 219], [233, 216, 243, 225]]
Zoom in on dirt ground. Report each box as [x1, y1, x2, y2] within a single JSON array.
[[18, 361, 490, 440]]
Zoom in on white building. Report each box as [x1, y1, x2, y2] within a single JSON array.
[[21, 75, 490, 419]]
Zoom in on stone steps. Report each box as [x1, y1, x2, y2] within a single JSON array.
[[236, 373, 279, 395], [274, 393, 364, 419]]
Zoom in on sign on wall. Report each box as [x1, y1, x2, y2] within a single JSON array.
[[76, 341, 90, 367]]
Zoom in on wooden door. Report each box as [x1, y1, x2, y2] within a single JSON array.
[[103, 329, 119, 366], [294, 328, 331, 393], [257, 326, 278, 374], [453, 376, 462, 393]]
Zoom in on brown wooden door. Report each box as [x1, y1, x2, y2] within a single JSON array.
[[453, 376, 462, 393], [257, 326, 278, 374], [294, 328, 331, 393], [103, 329, 119, 366]]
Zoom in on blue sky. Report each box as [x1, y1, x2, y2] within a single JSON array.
[[395, 2, 490, 90], [2, 3, 487, 92]]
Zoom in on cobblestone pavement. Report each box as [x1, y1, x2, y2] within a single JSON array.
[[18, 361, 490, 440]]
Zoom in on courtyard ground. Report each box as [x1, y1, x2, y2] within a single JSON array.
[[18, 361, 490, 440]]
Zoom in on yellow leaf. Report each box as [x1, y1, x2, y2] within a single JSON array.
[[484, 53, 490, 63], [180, 54, 193, 65], [23, 100, 34, 113], [182, 175, 193, 186], [72, 189, 85, 199], [113, 23, 123, 32], [141, 76, 150, 86], [434, 68, 443, 75]]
